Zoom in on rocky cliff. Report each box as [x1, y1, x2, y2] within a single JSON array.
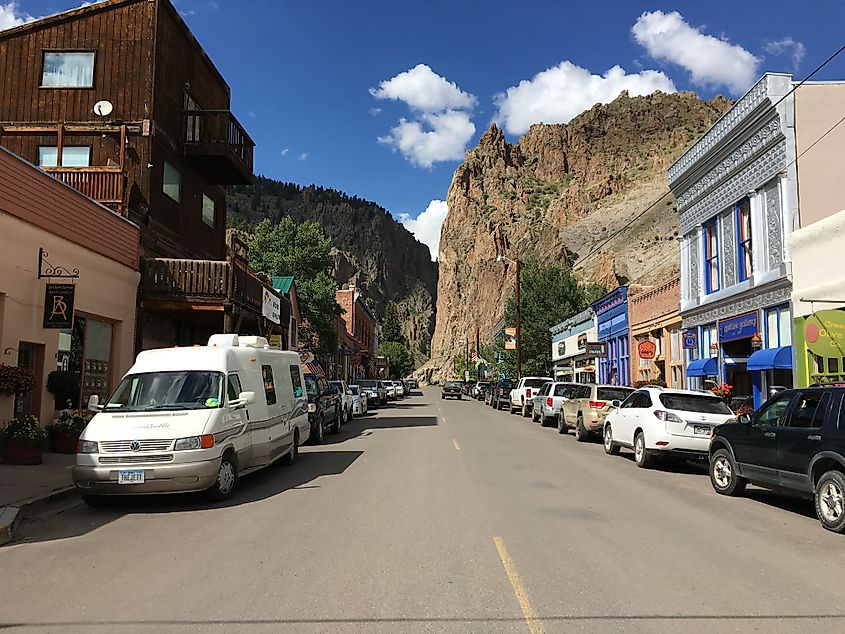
[[228, 179, 438, 360], [428, 90, 731, 377]]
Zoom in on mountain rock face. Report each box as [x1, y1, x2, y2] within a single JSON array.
[[228, 179, 438, 360], [427, 90, 731, 378]]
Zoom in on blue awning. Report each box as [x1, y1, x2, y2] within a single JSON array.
[[747, 346, 793, 371], [687, 357, 718, 377]]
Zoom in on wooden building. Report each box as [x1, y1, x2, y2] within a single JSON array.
[[0, 0, 282, 350]]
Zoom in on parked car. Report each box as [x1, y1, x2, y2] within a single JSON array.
[[349, 385, 368, 416], [393, 380, 408, 398], [404, 377, 419, 392], [357, 379, 386, 406], [385, 381, 398, 400], [442, 380, 463, 400], [510, 377, 553, 416], [560, 384, 635, 441], [708, 385, 845, 533], [490, 379, 516, 410], [329, 380, 354, 424], [74, 334, 309, 504], [603, 387, 735, 468], [532, 382, 584, 427], [475, 381, 491, 401], [304, 373, 342, 443]]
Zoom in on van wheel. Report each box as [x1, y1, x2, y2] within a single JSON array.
[[816, 470, 845, 533], [207, 453, 238, 501], [281, 430, 299, 466]]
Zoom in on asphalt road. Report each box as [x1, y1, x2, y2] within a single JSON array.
[[2, 388, 845, 633]]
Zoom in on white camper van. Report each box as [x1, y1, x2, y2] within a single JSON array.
[[73, 334, 310, 504]]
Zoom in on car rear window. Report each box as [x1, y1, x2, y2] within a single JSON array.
[[554, 384, 581, 398], [659, 393, 732, 414], [597, 388, 634, 401], [444, 381, 462, 388], [499, 381, 515, 390], [524, 379, 550, 388]]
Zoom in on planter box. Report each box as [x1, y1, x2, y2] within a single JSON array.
[[2, 441, 43, 465], [52, 432, 79, 455]]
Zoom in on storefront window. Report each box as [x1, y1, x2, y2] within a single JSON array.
[[670, 330, 681, 362], [765, 305, 791, 348], [53, 316, 113, 409]]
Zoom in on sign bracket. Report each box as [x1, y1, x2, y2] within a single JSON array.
[[38, 247, 79, 279]]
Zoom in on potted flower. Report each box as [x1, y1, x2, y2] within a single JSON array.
[[48, 409, 88, 454], [710, 383, 733, 403], [2, 415, 48, 465]]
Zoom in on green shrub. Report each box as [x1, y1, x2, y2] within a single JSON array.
[[2, 415, 47, 448]]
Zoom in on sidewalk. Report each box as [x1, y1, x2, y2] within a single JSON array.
[[0, 453, 76, 545]]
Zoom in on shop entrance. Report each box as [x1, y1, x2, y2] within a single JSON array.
[[53, 316, 113, 410]]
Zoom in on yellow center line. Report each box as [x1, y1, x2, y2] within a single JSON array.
[[452, 438, 461, 450], [493, 536, 545, 634]]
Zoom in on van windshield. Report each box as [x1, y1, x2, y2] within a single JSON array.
[[105, 371, 224, 412]]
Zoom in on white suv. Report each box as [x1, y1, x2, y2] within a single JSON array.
[[603, 387, 735, 468], [531, 382, 583, 427]]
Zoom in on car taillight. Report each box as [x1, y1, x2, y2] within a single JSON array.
[[526, 388, 532, 398], [653, 410, 684, 423], [546, 397, 553, 407], [589, 401, 606, 409]]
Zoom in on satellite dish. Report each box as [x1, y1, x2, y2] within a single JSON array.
[[93, 100, 113, 117]]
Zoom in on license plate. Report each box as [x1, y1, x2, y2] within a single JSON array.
[[693, 425, 711, 436], [118, 470, 145, 484]]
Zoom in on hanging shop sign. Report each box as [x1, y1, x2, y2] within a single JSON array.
[[262, 288, 281, 324], [585, 342, 607, 358], [683, 329, 698, 349], [504, 327, 517, 350], [638, 340, 657, 360], [43, 284, 75, 329], [718, 312, 758, 342]]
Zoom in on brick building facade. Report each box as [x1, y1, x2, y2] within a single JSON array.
[[629, 278, 685, 388]]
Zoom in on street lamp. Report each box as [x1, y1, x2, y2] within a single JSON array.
[[496, 254, 521, 380]]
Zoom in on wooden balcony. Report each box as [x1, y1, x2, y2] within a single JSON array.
[[42, 166, 124, 213], [183, 110, 255, 185], [139, 257, 266, 315]]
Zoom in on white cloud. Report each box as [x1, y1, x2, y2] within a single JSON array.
[[764, 37, 806, 70], [280, 148, 289, 156], [378, 110, 475, 168], [369, 107, 382, 116], [371, 64, 477, 168], [632, 10, 759, 95], [399, 200, 448, 261], [248, 110, 256, 118], [0, 2, 31, 30], [493, 61, 675, 135], [370, 64, 477, 113], [298, 152, 309, 161]]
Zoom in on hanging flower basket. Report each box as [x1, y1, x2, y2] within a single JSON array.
[[0, 364, 37, 396], [710, 383, 733, 403], [2, 415, 47, 465]]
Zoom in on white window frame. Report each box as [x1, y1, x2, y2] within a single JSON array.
[[41, 51, 95, 88]]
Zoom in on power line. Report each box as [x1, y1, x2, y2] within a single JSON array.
[[770, 41, 845, 111]]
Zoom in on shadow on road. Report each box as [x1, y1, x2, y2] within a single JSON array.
[[14, 449, 363, 545], [744, 488, 817, 520], [318, 415, 438, 445]]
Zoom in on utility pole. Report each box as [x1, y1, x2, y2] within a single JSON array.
[[476, 326, 480, 381], [515, 258, 522, 380], [465, 336, 469, 381]]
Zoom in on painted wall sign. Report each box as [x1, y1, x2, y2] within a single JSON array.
[[262, 288, 281, 324], [683, 329, 698, 349], [43, 283, 75, 329], [719, 311, 758, 342], [577, 333, 587, 350], [638, 340, 657, 360]]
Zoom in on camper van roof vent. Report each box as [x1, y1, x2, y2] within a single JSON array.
[[238, 336, 270, 349], [208, 334, 239, 348]]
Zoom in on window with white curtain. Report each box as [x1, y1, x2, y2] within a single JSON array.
[[42, 52, 95, 87], [37, 146, 90, 167], [163, 162, 182, 203]]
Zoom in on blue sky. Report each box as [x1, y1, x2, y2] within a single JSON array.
[[5, 1, 845, 258]]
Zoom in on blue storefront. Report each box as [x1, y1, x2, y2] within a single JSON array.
[[592, 287, 630, 386]]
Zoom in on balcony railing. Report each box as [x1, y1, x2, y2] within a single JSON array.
[[140, 257, 266, 314], [43, 166, 124, 213], [183, 110, 255, 185]]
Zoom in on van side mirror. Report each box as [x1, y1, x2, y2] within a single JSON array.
[[611, 400, 621, 409], [87, 394, 102, 412], [230, 391, 255, 409]]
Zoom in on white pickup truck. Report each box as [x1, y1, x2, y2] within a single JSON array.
[[509, 376, 553, 417]]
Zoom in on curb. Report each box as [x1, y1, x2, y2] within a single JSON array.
[[0, 485, 78, 546]]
